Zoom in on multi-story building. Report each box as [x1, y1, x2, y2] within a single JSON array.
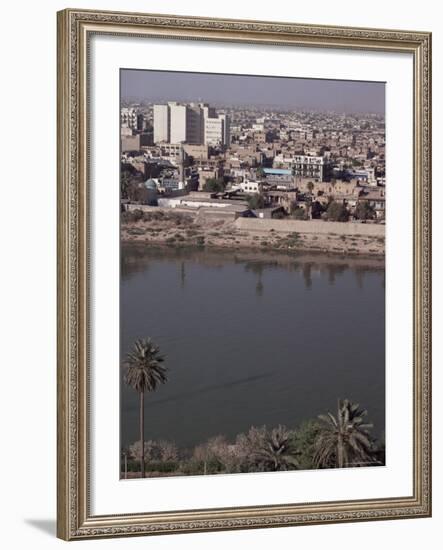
[[153, 104, 170, 143], [262, 168, 295, 190], [121, 134, 141, 152], [186, 104, 205, 144], [205, 115, 229, 147], [154, 102, 204, 145], [183, 144, 208, 161], [153, 101, 229, 147], [291, 155, 326, 180], [158, 143, 182, 161], [121, 126, 133, 137], [239, 179, 262, 193], [121, 108, 144, 131], [253, 132, 266, 144], [168, 102, 187, 143]]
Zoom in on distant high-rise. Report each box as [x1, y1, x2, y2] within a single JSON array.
[[168, 102, 187, 144], [204, 112, 230, 148], [153, 101, 229, 148], [186, 103, 205, 145], [153, 104, 170, 143]]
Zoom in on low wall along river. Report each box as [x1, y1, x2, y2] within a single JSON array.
[[234, 217, 385, 237]]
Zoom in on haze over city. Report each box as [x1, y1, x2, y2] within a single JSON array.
[[121, 69, 385, 114]]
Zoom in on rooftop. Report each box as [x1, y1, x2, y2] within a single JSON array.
[[263, 168, 292, 176]]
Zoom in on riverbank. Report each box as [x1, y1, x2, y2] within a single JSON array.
[[122, 242, 385, 272], [121, 209, 385, 257]]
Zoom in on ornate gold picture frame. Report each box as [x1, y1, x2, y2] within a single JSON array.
[[57, 8, 431, 540]]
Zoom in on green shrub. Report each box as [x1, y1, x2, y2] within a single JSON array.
[[145, 461, 179, 473], [292, 207, 307, 220], [179, 460, 205, 475]]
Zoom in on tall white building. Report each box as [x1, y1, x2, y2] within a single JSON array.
[[153, 104, 169, 143], [291, 155, 326, 181], [152, 101, 229, 147], [204, 112, 230, 148], [168, 102, 187, 143]]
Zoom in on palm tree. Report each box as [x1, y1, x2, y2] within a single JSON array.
[[313, 399, 376, 469], [246, 425, 299, 472], [124, 338, 167, 478]]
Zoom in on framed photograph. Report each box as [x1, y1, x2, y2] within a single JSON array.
[[57, 8, 431, 540]]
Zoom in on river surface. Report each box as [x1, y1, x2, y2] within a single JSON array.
[[120, 245, 385, 450]]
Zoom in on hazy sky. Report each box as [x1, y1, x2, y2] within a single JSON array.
[[121, 69, 385, 114]]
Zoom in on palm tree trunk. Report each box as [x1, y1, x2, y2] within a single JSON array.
[[337, 398, 344, 468], [140, 390, 145, 478], [337, 435, 344, 468]]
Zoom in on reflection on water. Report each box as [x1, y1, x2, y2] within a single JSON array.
[[120, 245, 385, 450]]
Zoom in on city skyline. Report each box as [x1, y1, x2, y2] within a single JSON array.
[[121, 69, 385, 115]]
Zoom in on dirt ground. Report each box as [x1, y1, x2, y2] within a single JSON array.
[[121, 209, 385, 257]]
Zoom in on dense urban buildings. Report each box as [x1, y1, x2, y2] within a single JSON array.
[[121, 99, 385, 225]]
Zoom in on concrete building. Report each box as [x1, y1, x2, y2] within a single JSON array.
[[121, 134, 141, 152], [154, 101, 204, 145], [183, 144, 208, 161], [159, 143, 182, 160], [200, 103, 217, 120], [169, 102, 187, 143], [121, 108, 143, 131], [158, 192, 250, 219], [358, 188, 386, 219], [153, 101, 229, 147], [186, 104, 205, 144], [291, 155, 327, 181], [262, 168, 295, 190], [121, 126, 133, 137], [204, 113, 230, 148], [352, 168, 377, 185], [240, 179, 262, 193], [293, 155, 324, 181], [200, 103, 230, 147], [153, 104, 169, 143], [253, 132, 266, 144], [273, 154, 328, 181], [197, 167, 223, 190]]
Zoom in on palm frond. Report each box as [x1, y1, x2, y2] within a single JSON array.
[[124, 338, 168, 393]]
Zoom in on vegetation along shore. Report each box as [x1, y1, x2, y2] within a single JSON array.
[[122, 338, 385, 479]]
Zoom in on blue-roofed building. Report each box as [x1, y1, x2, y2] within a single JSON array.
[[262, 167, 295, 190], [263, 168, 292, 176]]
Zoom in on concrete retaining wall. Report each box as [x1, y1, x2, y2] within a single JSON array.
[[234, 217, 385, 237]]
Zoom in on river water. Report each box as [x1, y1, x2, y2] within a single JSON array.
[[120, 244, 385, 450]]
